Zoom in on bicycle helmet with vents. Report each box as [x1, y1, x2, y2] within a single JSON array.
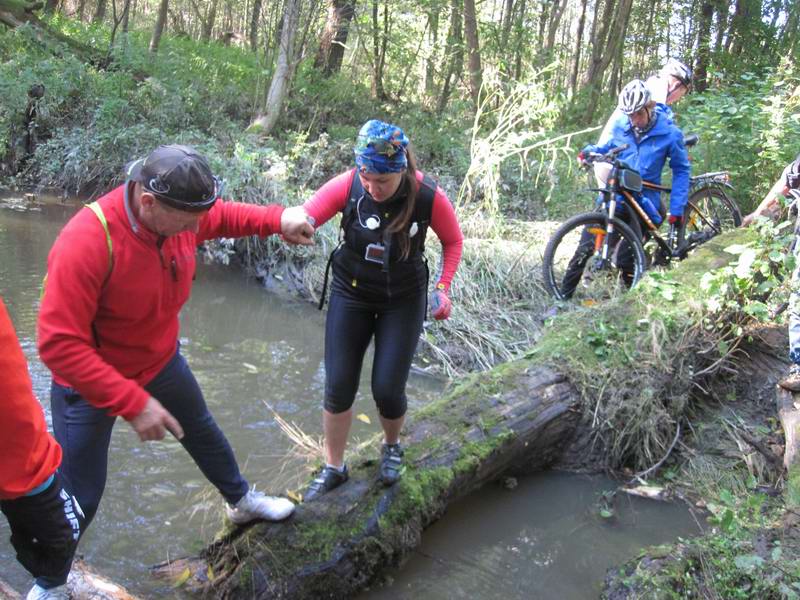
[[661, 58, 693, 87], [618, 79, 651, 115]]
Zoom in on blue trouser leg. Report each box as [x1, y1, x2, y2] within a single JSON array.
[[144, 350, 249, 504], [43, 384, 113, 588], [45, 349, 249, 587]]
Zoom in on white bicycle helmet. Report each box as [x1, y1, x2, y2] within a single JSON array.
[[661, 58, 693, 87], [618, 79, 651, 115]]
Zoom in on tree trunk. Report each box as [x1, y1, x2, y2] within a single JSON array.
[[424, 5, 439, 97], [249, 0, 301, 136], [44, 0, 58, 13], [462, 0, 482, 104], [512, 0, 527, 80], [569, 0, 589, 98], [92, 0, 106, 22], [582, 0, 634, 124], [369, 0, 389, 100], [0, 560, 141, 600], [544, 0, 567, 54], [694, 1, 714, 92], [314, 0, 355, 75], [0, 0, 100, 61], [500, 0, 514, 47], [121, 0, 131, 33], [149, 0, 168, 52], [201, 0, 219, 42], [436, 0, 464, 114], [249, 0, 262, 51]]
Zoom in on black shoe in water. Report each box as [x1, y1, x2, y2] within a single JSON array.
[[379, 443, 404, 486], [304, 465, 348, 502]]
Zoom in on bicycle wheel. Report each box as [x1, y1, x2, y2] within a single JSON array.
[[681, 187, 742, 248], [542, 212, 647, 302]]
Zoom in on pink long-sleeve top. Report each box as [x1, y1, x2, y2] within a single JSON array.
[[304, 169, 463, 291]]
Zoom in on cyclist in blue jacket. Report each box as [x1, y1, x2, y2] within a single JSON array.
[[581, 79, 691, 226], [560, 80, 691, 299]]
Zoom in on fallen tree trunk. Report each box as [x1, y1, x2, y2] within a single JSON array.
[[0, 561, 140, 600], [0, 0, 103, 64], [153, 228, 757, 599], [155, 365, 582, 598]]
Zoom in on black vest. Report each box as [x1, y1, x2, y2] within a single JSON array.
[[328, 170, 437, 302]]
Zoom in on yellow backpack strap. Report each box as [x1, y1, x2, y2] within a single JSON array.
[[41, 202, 114, 301], [86, 201, 114, 282]]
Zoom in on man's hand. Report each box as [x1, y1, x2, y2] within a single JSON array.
[[129, 397, 184, 442], [742, 191, 784, 227], [281, 206, 315, 245]]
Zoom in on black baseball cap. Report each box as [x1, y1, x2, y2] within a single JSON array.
[[127, 145, 220, 212]]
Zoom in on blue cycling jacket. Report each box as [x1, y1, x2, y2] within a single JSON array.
[[584, 107, 691, 220]]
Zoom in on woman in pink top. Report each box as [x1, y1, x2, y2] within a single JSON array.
[[301, 119, 464, 500]]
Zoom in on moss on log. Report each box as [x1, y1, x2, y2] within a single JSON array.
[[154, 228, 757, 599]]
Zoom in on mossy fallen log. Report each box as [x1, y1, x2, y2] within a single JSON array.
[[154, 228, 757, 599], [0, 561, 140, 600]]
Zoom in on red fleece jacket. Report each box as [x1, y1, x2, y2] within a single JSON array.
[[38, 184, 284, 421], [1, 298, 62, 499]]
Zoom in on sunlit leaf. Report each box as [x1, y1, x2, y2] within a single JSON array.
[[356, 413, 371, 424], [173, 568, 192, 588]]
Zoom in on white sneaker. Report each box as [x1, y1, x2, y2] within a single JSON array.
[[226, 489, 295, 524], [26, 584, 69, 600]]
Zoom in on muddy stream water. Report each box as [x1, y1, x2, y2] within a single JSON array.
[[0, 196, 701, 598]]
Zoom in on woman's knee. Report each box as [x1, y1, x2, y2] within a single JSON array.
[[373, 389, 407, 420], [324, 393, 355, 415]]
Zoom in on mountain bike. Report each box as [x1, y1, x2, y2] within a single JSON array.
[[542, 138, 742, 302]]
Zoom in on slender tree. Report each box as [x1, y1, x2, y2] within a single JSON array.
[[314, 0, 356, 75], [251, 0, 302, 135], [463, 0, 482, 103], [437, 0, 464, 113], [92, 0, 107, 22], [248, 0, 262, 51], [149, 0, 169, 53]]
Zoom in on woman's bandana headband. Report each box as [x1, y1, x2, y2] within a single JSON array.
[[354, 119, 409, 174]]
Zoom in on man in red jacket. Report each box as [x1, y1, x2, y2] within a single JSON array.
[[1, 298, 83, 600], [36, 145, 314, 593]]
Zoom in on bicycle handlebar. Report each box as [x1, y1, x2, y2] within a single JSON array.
[[584, 144, 629, 166]]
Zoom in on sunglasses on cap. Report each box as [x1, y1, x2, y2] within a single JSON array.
[[354, 135, 405, 157]]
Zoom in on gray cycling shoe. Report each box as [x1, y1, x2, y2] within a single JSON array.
[[304, 465, 349, 502], [379, 443, 404, 486]]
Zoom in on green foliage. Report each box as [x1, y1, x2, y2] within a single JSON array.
[[681, 64, 800, 213], [699, 217, 794, 348]]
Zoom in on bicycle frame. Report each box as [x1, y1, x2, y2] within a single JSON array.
[[590, 163, 673, 267]]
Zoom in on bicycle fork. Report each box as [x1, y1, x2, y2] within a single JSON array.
[[591, 197, 617, 269]]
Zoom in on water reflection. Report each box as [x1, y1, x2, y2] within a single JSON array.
[[0, 201, 699, 599], [363, 472, 701, 600], [0, 201, 441, 596]]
